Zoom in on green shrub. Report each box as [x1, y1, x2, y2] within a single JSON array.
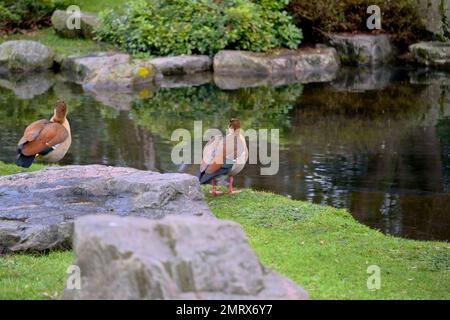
[[0, 0, 69, 32], [287, 0, 428, 46], [95, 0, 302, 56]]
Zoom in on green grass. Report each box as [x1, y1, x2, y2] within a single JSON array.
[[0, 1, 123, 57], [0, 161, 48, 176], [205, 188, 450, 299], [0, 28, 115, 57], [0, 251, 72, 300], [0, 166, 448, 299], [72, 0, 125, 13]]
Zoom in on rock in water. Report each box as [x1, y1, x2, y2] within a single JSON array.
[[213, 47, 339, 83], [328, 34, 395, 66], [149, 55, 212, 76], [409, 42, 450, 69], [51, 10, 98, 39], [0, 41, 54, 72], [61, 52, 157, 90], [0, 165, 212, 253], [61, 215, 309, 300]]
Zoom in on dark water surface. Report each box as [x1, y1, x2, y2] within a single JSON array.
[[0, 67, 449, 241]]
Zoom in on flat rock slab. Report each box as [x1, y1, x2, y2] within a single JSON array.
[[0, 40, 54, 72], [409, 42, 450, 69], [62, 215, 309, 300], [0, 165, 212, 252], [150, 55, 212, 76], [213, 47, 339, 82], [328, 33, 395, 66]]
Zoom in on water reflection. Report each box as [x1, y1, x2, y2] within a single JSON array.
[[0, 67, 449, 241]]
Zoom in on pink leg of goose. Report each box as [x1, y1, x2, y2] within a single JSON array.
[[209, 177, 222, 195], [228, 176, 242, 194]]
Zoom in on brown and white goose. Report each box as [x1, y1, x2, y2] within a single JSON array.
[[16, 101, 71, 168], [198, 118, 248, 194]]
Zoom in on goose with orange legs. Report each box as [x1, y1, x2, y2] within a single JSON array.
[[199, 118, 248, 194], [16, 101, 71, 168]]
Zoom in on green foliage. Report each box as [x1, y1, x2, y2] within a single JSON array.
[[287, 0, 429, 46], [0, 251, 71, 300], [0, 0, 70, 32], [95, 0, 302, 56]]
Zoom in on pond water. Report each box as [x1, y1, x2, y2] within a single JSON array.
[[0, 67, 449, 241]]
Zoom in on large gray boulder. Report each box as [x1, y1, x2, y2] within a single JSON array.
[[0, 40, 54, 72], [328, 33, 395, 66], [62, 215, 309, 300], [213, 47, 339, 82], [150, 55, 212, 76], [0, 165, 212, 253], [61, 52, 158, 90], [416, 0, 450, 39], [51, 10, 98, 39], [409, 41, 450, 69]]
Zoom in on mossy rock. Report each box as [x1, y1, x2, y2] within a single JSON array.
[[409, 41, 450, 69], [328, 33, 396, 66], [61, 52, 157, 90]]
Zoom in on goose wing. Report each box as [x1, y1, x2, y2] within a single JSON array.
[[18, 119, 50, 146], [200, 135, 225, 174], [19, 122, 69, 156]]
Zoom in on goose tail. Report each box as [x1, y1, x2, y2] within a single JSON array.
[[15, 151, 36, 168]]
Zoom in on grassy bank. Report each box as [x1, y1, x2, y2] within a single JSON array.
[[207, 188, 449, 299], [0, 163, 448, 299], [0, 161, 47, 176], [72, 0, 124, 13], [1, 28, 114, 57], [0, 0, 122, 56], [0, 1, 127, 57], [0, 251, 72, 300]]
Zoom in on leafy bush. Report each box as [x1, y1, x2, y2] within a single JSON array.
[[287, 0, 428, 46], [95, 0, 302, 56], [0, 0, 69, 32]]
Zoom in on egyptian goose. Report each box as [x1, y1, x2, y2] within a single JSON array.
[[16, 101, 71, 168], [198, 118, 248, 194]]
